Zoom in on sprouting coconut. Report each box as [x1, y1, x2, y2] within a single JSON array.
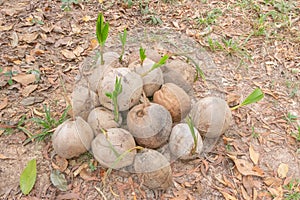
[[153, 83, 191, 122], [169, 123, 203, 160], [52, 116, 94, 159], [91, 128, 136, 169], [134, 148, 172, 190], [190, 96, 232, 138], [127, 102, 172, 149], [87, 107, 122, 135], [128, 58, 164, 97], [161, 59, 195, 94], [97, 67, 143, 112]]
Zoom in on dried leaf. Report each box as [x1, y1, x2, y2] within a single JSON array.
[[12, 74, 36, 86], [264, 177, 282, 187], [61, 49, 76, 59], [0, 97, 8, 110], [0, 24, 13, 31], [73, 163, 88, 177], [249, 145, 259, 165], [73, 46, 84, 57], [50, 170, 68, 191], [22, 85, 38, 97], [220, 191, 237, 200], [277, 163, 288, 178], [241, 186, 251, 200], [0, 153, 9, 159], [52, 155, 68, 172], [82, 15, 91, 22], [19, 33, 39, 43], [11, 31, 19, 47], [227, 155, 263, 177]]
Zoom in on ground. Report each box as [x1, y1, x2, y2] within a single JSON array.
[[0, 0, 300, 199]]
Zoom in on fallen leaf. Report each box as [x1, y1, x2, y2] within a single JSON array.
[[12, 74, 36, 86], [0, 97, 8, 110], [89, 39, 98, 50], [277, 163, 288, 178], [240, 186, 251, 200], [22, 85, 38, 97], [268, 186, 283, 200], [0, 24, 13, 31], [73, 46, 84, 57], [20, 159, 37, 195], [0, 153, 9, 159], [264, 177, 282, 187], [73, 163, 88, 177], [71, 23, 81, 34], [249, 145, 259, 165], [220, 190, 237, 200], [20, 96, 44, 106], [11, 32, 19, 47], [50, 170, 68, 191], [227, 155, 263, 177], [19, 33, 39, 43], [61, 49, 76, 59], [52, 155, 68, 172], [82, 15, 91, 22]]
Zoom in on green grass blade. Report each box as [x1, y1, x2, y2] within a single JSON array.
[[231, 88, 264, 110]]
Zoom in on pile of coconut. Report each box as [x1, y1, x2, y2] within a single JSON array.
[[51, 47, 232, 190]]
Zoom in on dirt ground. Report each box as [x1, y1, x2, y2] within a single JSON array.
[[0, 0, 299, 199]]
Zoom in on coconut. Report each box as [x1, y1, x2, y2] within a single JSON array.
[[127, 103, 172, 149], [91, 128, 136, 169], [87, 107, 122, 135], [128, 58, 164, 97], [153, 83, 191, 122], [71, 84, 100, 120], [52, 117, 94, 159], [190, 96, 232, 138], [128, 48, 162, 64], [97, 67, 143, 111], [80, 52, 120, 92], [134, 149, 172, 190], [169, 123, 203, 160], [161, 59, 195, 94]]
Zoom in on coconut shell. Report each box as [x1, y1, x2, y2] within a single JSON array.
[[127, 103, 172, 149], [97, 67, 143, 111], [128, 58, 164, 97], [161, 59, 195, 94], [71, 85, 100, 120], [153, 83, 191, 122], [128, 48, 162, 64], [134, 149, 172, 190], [87, 107, 122, 135], [91, 128, 136, 169], [52, 117, 94, 159], [190, 96, 232, 138], [169, 123, 203, 160]]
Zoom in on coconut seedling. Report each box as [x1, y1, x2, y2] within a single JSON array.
[[96, 12, 109, 65], [119, 28, 127, 62], [127, 99, 172, 149], [87, 107, 122, 135], [141, 54, 169, 77], [230, 88, 264, 110], [139, 46, 147, 66], [91, 128, 136, 169], [105, 76, 122, 122], [168, 117, 203, 160], [52, 116, 95, 159], [134, 148, 172, 190], [153, 82, 191, 122], [190, 96, 232, 139]]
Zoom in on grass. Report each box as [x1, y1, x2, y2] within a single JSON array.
[[284, 179, 300, 200], [198, 8, 222, 26]]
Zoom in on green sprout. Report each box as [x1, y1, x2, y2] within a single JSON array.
[[105, 77, 122, 122], [231, 88, 264, 110], [139, 46, 147, 65], [186, 116, 198, 155], [141, 55, 169, 77], [96, 12, 109, 65], [119, 28, 127, 62]]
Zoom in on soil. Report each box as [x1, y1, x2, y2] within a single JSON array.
[[1, 0, 299, 199]]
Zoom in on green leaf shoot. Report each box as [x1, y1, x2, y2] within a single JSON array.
[[96, 12, 109, 65], [231, 88, 264, 110], [141, 54, 169, 77], [185, 116, 198, 155], [105, 77, 122, 122], [139, 46, 146, 65], [20, 159, 37, 195], [119, 28, 127, 61]]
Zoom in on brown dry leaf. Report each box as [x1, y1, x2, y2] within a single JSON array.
[[22, 85, 38, 97], [61, 49, 76, 59], [11, 31, 18, 47], [0, 97, 8, 110], [219, 190, 237, 200], [253, 188, 258, 200], [19, 33, 39, 43], [12, 74, 36, 86], [82, 15, 91, 22], [71, 23, 81, 34], [73, 46, 84, 57], [277, 163, 288, 178], [52, 155, 68, 172], [0, 153, 9, 159], [73, 163, 88, 177], [249, 144, 259, 165], [264, 177, 282, 187], [240, 186, 251, 200], [267, 186, 283, 200], [0, 24, 13, 31], [80, 168, 99, 181], [227, 155, 263, 177], [89, 39, 99, 50]]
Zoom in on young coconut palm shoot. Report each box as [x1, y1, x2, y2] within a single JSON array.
[[141, 54, 169, 77], [105, 77, 122, 122], [231, 88, 264, 110], [139, 46, 147, 66], [96, 12, 109, 65], [186, 116, 198, 155], [119, 28, 127, 62]]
